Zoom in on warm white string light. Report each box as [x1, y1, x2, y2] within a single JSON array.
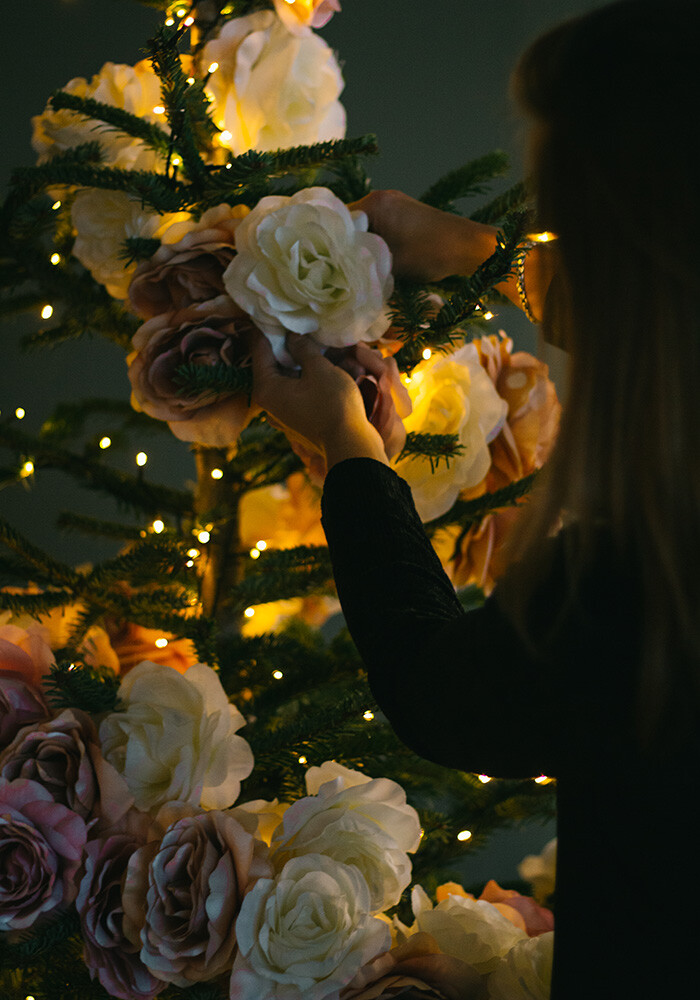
[[99, 436, 112, 450], [272, 668, 283, 679], [15, 407, 26, 420], [155, 637, 169, 648], [152, 519, 165, 534], [41, 304, 53, 320], [297, 755, 307, 765], [478, 774, 492, 783], [362, 710, 374, 721], [210, 467, 223, 479], [197, 529, 210, 544], [457, 829, 472, 842], [50, 252, 61, 265], [421, 347, 432, 360], [244, 607, 255, 619], [135, 451, 148, 467], [207, 61, 219, 74]]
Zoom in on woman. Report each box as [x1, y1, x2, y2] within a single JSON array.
[[252, 2, 700, 996]]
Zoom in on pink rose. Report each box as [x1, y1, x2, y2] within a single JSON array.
[[0, 777, 87, 930], [0, 707, 132, 826], [128, 204, 249, 319], [479, 880, 554, 938], [289, 343, 411, 481], [123, 810, 272, 986], [128, 295, 257, 447], [0, 676, 50, 748], [0, 620, 55, 688], [77, 831, 166, 1000]]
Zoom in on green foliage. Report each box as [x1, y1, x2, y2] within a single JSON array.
[[420, 150, 510, 213], [43, 660, 121, 714], [174, 361, 253, 400], [425, 470, 539, 533], [48, 90, 172, 157], [399, 431, 465, 470]]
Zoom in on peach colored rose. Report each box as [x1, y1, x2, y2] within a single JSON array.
[[273, 0, 341, 36], [434, 880, 553, 938], [128, 295, 257, 447], [106, 621, 198, 676], [128, 204, 250, 319], [239, 472, 326, 552], [0, 620, 55, 688]]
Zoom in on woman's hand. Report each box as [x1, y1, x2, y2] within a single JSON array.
[[351, 189, 498, 282], [251, 330, 389, 473]]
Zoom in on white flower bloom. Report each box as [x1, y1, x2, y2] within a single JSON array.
[[98, 661, 253, 812], [71, 189, 190, 299], [518, 838, 557, 904], [32, 60, 163, 171], [487, 932, 554, 1000], [270, 761, 421, 913], [410, 885, 526, 975], [230, 854, 391, 1000], [394, 343, 508, 521], [223, 187, 393, 363], [273, 0, 341, 36], [203, 11, 345, 155]]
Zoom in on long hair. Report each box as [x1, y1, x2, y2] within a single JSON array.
[[502, 0, 700, 746]]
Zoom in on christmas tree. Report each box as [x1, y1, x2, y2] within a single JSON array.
[[0, 3, 558, 998]]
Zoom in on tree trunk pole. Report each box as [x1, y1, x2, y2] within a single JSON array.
[[194, 446, 243, 634]]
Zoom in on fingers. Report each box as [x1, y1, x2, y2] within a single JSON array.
[[284, 331, 325, 367]]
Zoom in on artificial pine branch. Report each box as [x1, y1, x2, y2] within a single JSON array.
[[389, 280, 437, 336], [55, 511, 145, 541], [216, 135, 379, 184], [123, 235, 163, 264], [399, 432, 465, 470], [39, 398, 162, 446], [0, 910, 81, 967], [0, 590, 77, 615], [424, 470, 538, 533], [43, 659, 120, 714], [0, 515, 81, 588], [174, 361, 253, 399], [48, 91, 173, 157], [470, 180, 531, 224], [84, 536, 192, 589], [420, 151, 510, 212], [6, 142, 104, 204], [235, 545, 334, 608]]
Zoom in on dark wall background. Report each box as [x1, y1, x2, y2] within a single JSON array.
[[2, 0, 607, 876]]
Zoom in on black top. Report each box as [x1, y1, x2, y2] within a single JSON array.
[[321, 458, 698, 1000]]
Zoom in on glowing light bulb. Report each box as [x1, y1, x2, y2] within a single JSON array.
[[219, 130, 233, 145], [184, 15, 194, 25], [272, 669, 283, 679], [171, 155, 182, 167], [187, 548, 200, 559], [136, 452, 148, 467], [534, 774, 553, 784], [41, 304, 53, 320], [483, 311, 494, 321], [363, 710, 374, 721], [153, 105, 166, 115], [15, 407, 26, 419], [186, 559, 194, 567], [99, 436, 112, 449], [457, 829, 472, 842], [478, 774, 492, 783], [528, 231, 557, 243], [298, 755, 307, 764], [52, 200, 61, 210], [210, 467, 223, 479], [187, 77, 196, 85], [50, 252, 61, 265], [256, 540, 267, 551], [152, 519, 165, 533], [243, 607, 255, 619], [250, 548, 261, 559], [155, 637, 169, 648], [197, 529, 210, 544], [208, 62, 219, 74], [225, 163, 232, 169], [165, 16, 175, 25], [176, 7, 187, 16], [21, 460, 34, 477], [422, 347, 432, 360]]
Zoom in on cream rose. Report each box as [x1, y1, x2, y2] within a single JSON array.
[[487, 932, 554, 1000], [270, 761, 421, 912], [223, 187, 393, 363], [230, 853, 391, 1000], [203, 11, 345, 155], [98, 661, 253, 812], [409, 885, 526, 976], [32, 60, 163, 171], [71, 189, 190, 299], [393, 343, 508, 522], [273, 0, 341, 36]]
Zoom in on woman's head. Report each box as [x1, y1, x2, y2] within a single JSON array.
[[504, 1, 700, 743]]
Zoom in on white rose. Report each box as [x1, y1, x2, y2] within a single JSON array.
[[487, 932, 554, 1000], [203, 11, 345, 155], [270, 761, 421, 912], [230, 854, 391, 1000], [273, 0, 341, 36], [518, 838, 557, 904], [32, 60, 163, 171], [71, 189, 191, 299], [223, 187, 393, 363], [394, 343, 508, 521], [98, 661, 253, 812], [410, 885, 526, 975]]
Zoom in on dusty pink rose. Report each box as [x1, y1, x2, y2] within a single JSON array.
[[123, 810, 272, 986], [0, 776, 87, 930], [273, 0, 341, 35], [479, 880, 554, 938], [77, 830, 166, 1000], [105, 620, 198, 677], [128, 295, 257, 447], [0, 707, 132, 826], [128, 204, 250, 319], [342, 932, 485, 1000], [0, 676, 50, 748], [288, 342, 411, 481]]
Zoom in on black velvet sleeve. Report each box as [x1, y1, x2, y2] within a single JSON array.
[[321, 458, 565, 778]]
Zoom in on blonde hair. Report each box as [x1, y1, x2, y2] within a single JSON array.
[[502, 0, 700, 745]]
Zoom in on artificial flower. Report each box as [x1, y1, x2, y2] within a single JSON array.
[[128, 204, 251, 318], [229, 853, 391, 1000], [273, 0, 341, 36], [0, 676, 49, 749], [0, 618, 55, 687], [203, 11, 345, 156], [105, 621, 198, 676], [223, 187, 393, 364], [0, 777, 87, 930], [487, 931, 554, 1000], [123, 809, 272, 986], [128, 295, 256, 447], [98, 661, 254, 812], [518, 838, 557, 905], [394, 343, 508, 522]]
